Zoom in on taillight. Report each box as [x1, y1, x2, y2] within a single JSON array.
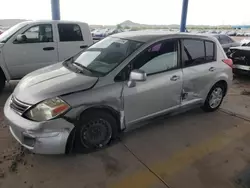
[[222, 58, 233, 68]]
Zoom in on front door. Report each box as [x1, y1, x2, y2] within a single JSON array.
[[123, 39, 183, 125], [3, 24, 58, 79]]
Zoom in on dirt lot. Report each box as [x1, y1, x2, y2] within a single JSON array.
[[0, 76, 250, 188]]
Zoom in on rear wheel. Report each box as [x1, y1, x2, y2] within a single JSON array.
[[202, 83, 225, 112], [75, 110, 118, 152]]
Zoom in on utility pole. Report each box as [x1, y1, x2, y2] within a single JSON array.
[[51, 0, 61, 20], [180, 0, 189, 32]]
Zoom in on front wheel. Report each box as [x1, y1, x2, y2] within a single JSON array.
[[75, 110, 118, 152], [202, 84, 225, 112]]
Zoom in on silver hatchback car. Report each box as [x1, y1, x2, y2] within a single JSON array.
[[4, 32, 233, 154]]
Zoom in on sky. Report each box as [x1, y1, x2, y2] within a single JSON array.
[[1, 0, 250, 25]]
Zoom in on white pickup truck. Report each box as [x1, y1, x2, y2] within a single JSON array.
[[0, 20, 93, 91]]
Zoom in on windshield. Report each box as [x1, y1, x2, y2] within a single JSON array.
[[0, 22, 28, 43], [70, 37, 143, 76]]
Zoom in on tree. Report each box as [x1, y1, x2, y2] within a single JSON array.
[[116, 24, 122, 29]]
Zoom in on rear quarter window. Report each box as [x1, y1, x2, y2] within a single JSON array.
[[183, 39, 216, 67], [205, 41, 216, 61]]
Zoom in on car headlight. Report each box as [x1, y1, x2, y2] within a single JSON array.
[[25, 97, 70, 121]]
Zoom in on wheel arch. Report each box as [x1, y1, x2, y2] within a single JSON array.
[[78, 105, 123, 132], [0, 66, 6, 80], [213, 80, 228, 96], [65, 105, 123, 154]]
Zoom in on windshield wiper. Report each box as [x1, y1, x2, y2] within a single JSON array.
[[72, 62, 93, 74]]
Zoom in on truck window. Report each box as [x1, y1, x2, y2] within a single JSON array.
[[58, 24, 83, 42], [21, 24, 53, 43]]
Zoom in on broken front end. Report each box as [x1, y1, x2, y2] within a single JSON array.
[[229, 47, 250, 75]]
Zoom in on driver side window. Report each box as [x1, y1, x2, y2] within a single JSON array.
[[114, 39, 179, 82], [19, 24, 53, 43], [132, 39, 178, 75]]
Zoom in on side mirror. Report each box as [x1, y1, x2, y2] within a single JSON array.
[[16, 34, 27, 43], [127, 69, 147, 88]]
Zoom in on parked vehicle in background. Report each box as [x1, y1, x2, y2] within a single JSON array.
[[0, 29, 3, 35], [0, 20, 93, 91], [240, 38, 250, 46], [236, 31, 245, 36], [4, 32, 233, 154], [227, 31, 237, 36], [91, 28, 109, 39], [228, 46, 250, 75], [212, 34, 240, 52], [244, 32, 250, 37], [92, 28, 123, 41]]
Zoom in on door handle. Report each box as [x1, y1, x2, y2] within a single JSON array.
[[209, 67, 216, 72], [43, 47, 54, 51], [80, 45, 88, 49], [170, 75, 180, 81]]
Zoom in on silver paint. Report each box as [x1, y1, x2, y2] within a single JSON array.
[[4, 32, 233, 154], [4, 96, 74, 154]]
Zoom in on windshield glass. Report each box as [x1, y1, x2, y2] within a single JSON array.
[[0, 22, 28, 43], [71, 37, 143, 76]]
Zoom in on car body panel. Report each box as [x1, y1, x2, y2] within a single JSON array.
[[4, 96, 74, 154], [123, 69, 183, 125], [13, 63, 98, 104], [4, 32, 233, 154]]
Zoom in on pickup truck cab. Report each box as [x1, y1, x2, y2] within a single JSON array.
[[0, 20, 93, 91]]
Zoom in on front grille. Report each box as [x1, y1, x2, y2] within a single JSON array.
[[10, 96, 31, 115]]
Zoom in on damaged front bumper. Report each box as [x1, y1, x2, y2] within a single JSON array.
[[4, 96, 75, 154], [233, 64, 250, 75]]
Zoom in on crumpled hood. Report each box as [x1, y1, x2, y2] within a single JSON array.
[[0, 43, 4, 48], [230, 46, 250, 51], [13, 63, 98, 104]]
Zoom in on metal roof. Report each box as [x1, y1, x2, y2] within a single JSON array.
[[111, 31, 217, 42]]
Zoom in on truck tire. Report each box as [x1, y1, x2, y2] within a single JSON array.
[[0, 71, 6, 93]]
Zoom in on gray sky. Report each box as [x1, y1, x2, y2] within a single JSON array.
[[1, 0, 250, 25]]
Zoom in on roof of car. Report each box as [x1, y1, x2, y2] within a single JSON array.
[[111, 31, 217, 43], [20, 20, 88, 25]]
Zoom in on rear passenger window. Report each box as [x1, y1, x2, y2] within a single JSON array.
[[205, 41, 215, 61], [58, 24, 83, 42], [183, 39, 205, 67]]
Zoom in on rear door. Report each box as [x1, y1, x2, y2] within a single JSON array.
[[56, 23, 89, 61], [181, 39, 218, 106], [3, 24, 58, 79]]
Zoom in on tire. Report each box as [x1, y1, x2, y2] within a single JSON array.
[[75, 110, 118, 152], [0, 72, 5, 93], [202, 83, 225, 112]]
